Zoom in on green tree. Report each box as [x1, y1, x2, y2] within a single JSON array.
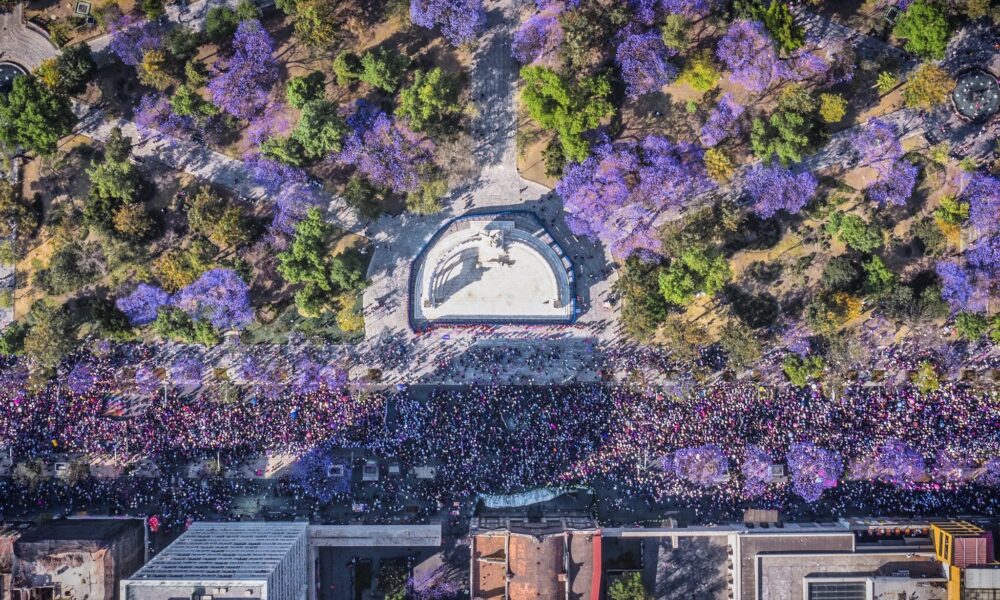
[[23, 300, 77, 371], [903, 63, 955, 108], [171, 85, 218, 117], [0, 179, 35, 243], [333, 51, 363, 86], [826, 212, 883, 253], [37, 242, 97, 294], [186, 186, 252, 249], [750, 86, 818, 164], [104, 126, 133, 162], [185, 59, 209, 87], [406, 178, 448, 215], [138, 49, 174, 91], [893, 0, 950, 59], [204, 6, 239, 43], [396, 68, 461, 131], [165, 26, 202, 63], [875, 71, 898, 94], [0, 321, 28, 356], [782, 354, 824, 387], [934, 195, 969, 225], [719, 321, 762, 370], [615, 255, 670, 340], [0, 75, 76, 156], [292, 100, 347, 159], [805, 291, 861, 332], [607, 572, 651, 600], [677, 51, 719, 92], [55, 43, 97, 93], [359, 47, 409, 93], [703, 147, 734, 181], [863, 256, 896, 295], [236, 0, 262, 20], [293, 0, 339, 49], [658, 248, 731, 306], [343, 176, 388, 219], [912, 217, 946, 256], [86, 156, 143, 230], [142, 0, 165, 20], [660, 14, 688, 51], [818, 93, 847, 123], [911, 360, 939, 393], [153, 307, 219, 344], [748, 0, 804, 52], [259, 135, 306, 166], [954, 312, 988, 340], [520, 65, 614, 163], [113, 202, 154, 240], [820, 256, 862, 292], [286, 72, 327, 109]]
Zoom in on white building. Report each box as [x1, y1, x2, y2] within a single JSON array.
[[120, 523, 308, 600]]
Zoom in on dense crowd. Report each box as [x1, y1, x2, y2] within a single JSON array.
[[1, 339, 999, 527]]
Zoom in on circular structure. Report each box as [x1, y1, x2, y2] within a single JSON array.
[[0, 62, 26, 95], [410, 212, 576, 327], [952, 68, 1000, 122]]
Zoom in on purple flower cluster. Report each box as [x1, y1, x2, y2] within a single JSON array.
[[208, 20, 280, 121], [116, 283, 171, 326], [716, 20, 780, 93], [293, 447, 351, 502], [271, 183, 323, 240], [66, 363, 97, 395], [616, 29, 678, 98], [557, 135, 714, 257], [135, 93, 196, 138], [245, 152, 308, 194], [247, 102, 294, 147], [962, 172, 1000, 233], [170, 356, 205, 386], [410, 0, 486, 46], [672, 444, 730, 486], [741, 445, 771, 496], [850, 118, 903, 177], [511, 13, 563, 64], [134, 366, 161, 394], [783, 49, 830, 84], [935, 261, 988, 314], [174, 269, 254, 330], [336, 101, 432, 194], [875, 439, 926, 484], [108, 14, 162, 67], [867, 159, 918, 206], [291, 358, 348, 395], [744, 163, 818, 219], [700, 93, 744, 147], [786, 442, 843, 503], [966, 234, 1000, 276], [661, 0, 715, 16]]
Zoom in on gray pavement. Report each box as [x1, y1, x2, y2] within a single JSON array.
[[0, 4, 58, 71]]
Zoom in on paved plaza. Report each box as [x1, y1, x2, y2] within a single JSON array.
[[0, 4, 58, 71]]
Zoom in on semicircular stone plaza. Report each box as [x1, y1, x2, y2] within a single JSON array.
[[410, 212, 576, 327]]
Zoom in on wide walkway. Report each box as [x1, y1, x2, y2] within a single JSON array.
[[0, 4, 58, 71]]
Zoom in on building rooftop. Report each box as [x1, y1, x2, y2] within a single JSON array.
[[739, 532, 855, 600], [127, 522, 307, 582], [757, 552, 946, 600]]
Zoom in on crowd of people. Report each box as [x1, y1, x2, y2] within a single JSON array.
[[1, 337, 999, 528]]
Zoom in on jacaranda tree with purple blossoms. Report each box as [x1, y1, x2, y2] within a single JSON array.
[[116, 283, 171, 326], [741, 445, 771, 496], [66, 363, 97, 395], [208, 19, 280, 120], [849, 118, 903, 176], [744, 163, 818, 219], [867, 159, 918, 207], [293, 446, 351, 503], [511, 12, 563, 64], [962, 172, 1000, 234], [716, 20, 781, 93], [410, 0, 485, 46], [701, 93, 744, 147], [336, 101, 432, 194], [170, 355, 205, 386], [174, 268, 254, 330], [935, 260, 988, 314], [108, 14, 162, 67], [672, 444, 730, 486], [135, 93, 196, 138], [615, 29, 678, 98], [875, 439, 926, 484], [786, 442, 843, 502], [557, 135, 714, 257]]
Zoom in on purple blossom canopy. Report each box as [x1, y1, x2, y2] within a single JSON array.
[[135, 93, 196, 138], [744, 163, 818, 219], [935, 261, 988, 314], [850, 118, 903, 177], [867, 160, 918, 206], [134, 365, 161, 394], [962, 172, 1000, 233], [116, 283, 171, 326], [782, 49, 830, 83], [336, 101, 432, 194], [67, 363, 97, 395], [661, 0, 715, 16], [672, 444, 730, 486], [108, 14, 162, 67], [557, 136, 714, 258], [741, 445, 771, 496], [293, 447, 351, 502], [616, 30, 678, 98], [410, 0, 486, 46], [786, 442, 843, 503], [170, 356, 204, 385], [247, 102, 294, 147], [875, 439, 926, 484], [291, 358, 349, 395], [207, 20, 280, 120], [716, 20, 780, 93], [511, 13, 563, 64], [966, 234, 1000, 276], [700, 93, 744, 147], [271, 182, 323, 239], [175, 269, 254, 330], [245, 152, 308, 194]]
